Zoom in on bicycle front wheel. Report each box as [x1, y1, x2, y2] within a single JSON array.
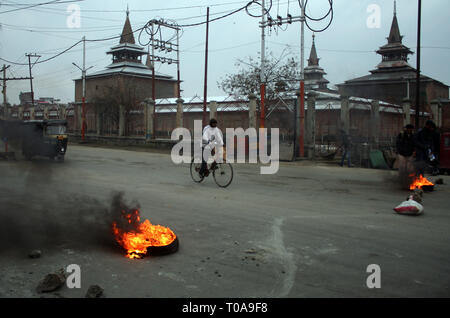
[[213, 163, 233, 188], [190, 157, 205, 183]]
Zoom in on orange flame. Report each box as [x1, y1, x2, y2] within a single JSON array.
[[112, 209, 176, 259], [409, 174, 434, 190]]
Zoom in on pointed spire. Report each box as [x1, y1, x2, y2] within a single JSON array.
[[308, 33, 319, 66], [120, 7, 135, 44], [388, 1, 402, 43]]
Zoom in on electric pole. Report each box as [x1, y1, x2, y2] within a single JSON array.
[[26, 53, 40, 107], [72, 36, 93, 142], [260, 0, 266, 129], [299, 0, 305, 158], [147, 18, 181, 137], [1, 64, 32, 118], [415, 0, 422, 130], [2, 65, 10, 107], [203, 7, 210, 127]]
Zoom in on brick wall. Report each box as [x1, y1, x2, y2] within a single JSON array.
[[75, 75, 177, 104]]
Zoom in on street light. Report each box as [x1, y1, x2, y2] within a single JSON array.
[[72, 37, 93, 142]]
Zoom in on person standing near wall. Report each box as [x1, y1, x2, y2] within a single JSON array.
[[396, 124, 416, 188], [339, 129, 353, 167]]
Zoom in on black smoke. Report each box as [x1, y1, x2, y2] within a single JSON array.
[[0, 174, 137, 255]]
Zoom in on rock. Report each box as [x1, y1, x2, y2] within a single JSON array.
[[409, 193, 422, 203], [409, 188, 423, 203], [36, 273, 65, 293], [413, 188, 424, 197], [85, 285, 104, 298], [28, 250, 42, 259]]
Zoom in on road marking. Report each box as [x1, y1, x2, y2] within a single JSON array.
[[267, 217, 297, 297]]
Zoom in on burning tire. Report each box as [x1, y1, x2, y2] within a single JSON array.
[[409, 174, 435, 192], [112, 203, 179, 259], [145, 237, 179, 256]]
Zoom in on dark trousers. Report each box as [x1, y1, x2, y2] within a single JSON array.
[[340, 147, 351, 167], [199, 146, 215, 175]]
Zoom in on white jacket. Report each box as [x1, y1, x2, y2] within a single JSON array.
[[202, 126, 224, 147]]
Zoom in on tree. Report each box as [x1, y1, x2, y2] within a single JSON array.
[[217, 50, 301, 100], [90, 78, 141, 135]]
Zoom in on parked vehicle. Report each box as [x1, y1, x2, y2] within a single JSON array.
[[21, 120, 68, 162]]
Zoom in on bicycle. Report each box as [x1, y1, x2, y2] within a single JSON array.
[[190, 149, 234, 188]]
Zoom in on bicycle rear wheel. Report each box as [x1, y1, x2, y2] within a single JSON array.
[[190, 157, 205, 183], [213, 163, 233, 188]]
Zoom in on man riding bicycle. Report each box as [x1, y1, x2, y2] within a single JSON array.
[[199, 118, 224, 177]]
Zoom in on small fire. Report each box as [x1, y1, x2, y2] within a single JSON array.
[[112, 208, 176, 259], [409, 174, 434, 190]]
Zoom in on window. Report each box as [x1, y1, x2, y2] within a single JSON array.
[[46, 125, 66, 135]]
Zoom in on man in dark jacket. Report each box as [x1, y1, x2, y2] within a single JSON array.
[[414, 120, 438, 175], [396, 124, 415, 157], [396, 124, 416, 188]]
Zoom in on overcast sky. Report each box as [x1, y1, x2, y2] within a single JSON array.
[[0, 0, 449, 105]]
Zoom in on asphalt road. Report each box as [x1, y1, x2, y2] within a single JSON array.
[[0, 145, 449, 298]]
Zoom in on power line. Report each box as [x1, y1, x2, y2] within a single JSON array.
[[0, 40, 82, 65], [183, 41, 260, 53], [0, 1, 278, 67], [1, 0, 123, 22], [0, 22, 125, 33], [299, 0, 333, 33], [178, 1, 275, 27], [0, 0, 83, 15]]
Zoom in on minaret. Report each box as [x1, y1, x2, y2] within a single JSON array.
[[106, 9, 146, 65], [304, 34, 329, 91], [374, 1, 413, 71], [307, 33, 319, 66], [120, 5, 135, 44]]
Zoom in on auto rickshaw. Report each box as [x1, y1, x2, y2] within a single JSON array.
[[21, 119, 68, 162]]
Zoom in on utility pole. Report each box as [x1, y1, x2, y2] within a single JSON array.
[[415, 0, 422, 130], [72, 36, 93, 142], [1, 64, 32, 118], [259, 0, 307, 156], [260, 0, 266, 129], [147, 19, 181, 137], [298, 0, 305, 158], [203, 7, 210, 127], [177, 28, 181, 99], [151, 29, 156, 137], [258, 0, 332, 157], [26, 53, 40, 107], [2, 65, 10, 106]]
